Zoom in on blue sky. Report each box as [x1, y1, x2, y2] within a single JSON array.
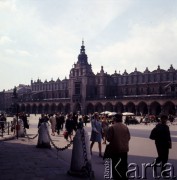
[[1, 0, 177, 90]]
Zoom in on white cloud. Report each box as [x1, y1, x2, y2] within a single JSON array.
[[17, 50, 31, 57], [4, 48, 15, 54], [0, 0, 16, 11], [90, 18, 177, 75], [3, 48, 30, 57], [1, 0, 177, 90], [0, 35, 13, 45], [30, 0, 132, 40]]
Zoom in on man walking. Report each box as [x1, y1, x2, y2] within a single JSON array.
[[150, 114, 172, 177], [106, 113, 130, 179]]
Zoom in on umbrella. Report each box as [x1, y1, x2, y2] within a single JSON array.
[[108, 112, 117, 116], [100, 111, 111, 115], [122, 112, 135, 116]]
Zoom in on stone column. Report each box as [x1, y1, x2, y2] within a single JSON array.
[[160, 105, 163, 114], [175, 105, 177, 116], [147, 105, 150, 115], [123, 105, 126, 112], [135, 106, 138, 116]]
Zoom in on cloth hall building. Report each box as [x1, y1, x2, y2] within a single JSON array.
[[1, 41, 177, 116]]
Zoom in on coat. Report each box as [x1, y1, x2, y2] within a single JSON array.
[[107, 122, 130, 154], [150, 123, 172, 149]]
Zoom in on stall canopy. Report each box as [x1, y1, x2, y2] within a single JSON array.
[[122, 112, 135, 116], [100, 111, 111, 115], [108, 112, 117, 116]]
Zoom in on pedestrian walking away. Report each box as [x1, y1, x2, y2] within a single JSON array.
[[149, 114, 172, 177], [55, 113, 62, 135], [106, 113, 130, 179], [65, 114, 74, 141]]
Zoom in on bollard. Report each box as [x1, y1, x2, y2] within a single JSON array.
[[68, 128, 94, 178], [36, 122, 51, 148]]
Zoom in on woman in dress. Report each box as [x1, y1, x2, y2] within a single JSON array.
[[90, 112, 103, 157]]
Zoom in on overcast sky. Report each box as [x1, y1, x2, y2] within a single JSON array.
[[1, 0, 177, 91]]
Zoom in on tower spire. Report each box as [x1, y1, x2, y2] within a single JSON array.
[[80, 39, 85, 54], [77, 40, 88, 64]]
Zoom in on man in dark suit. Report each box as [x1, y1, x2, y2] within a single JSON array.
[[150, 114, 172, 177]]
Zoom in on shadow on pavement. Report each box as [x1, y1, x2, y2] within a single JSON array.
[[0, 140, 80, 180]]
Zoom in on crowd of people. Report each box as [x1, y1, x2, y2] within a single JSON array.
[[2, 111, 175, 179], [10, 112, 29, 135], [89, 112, 173, 179], [38, 112, 80, 140], [37, 112, 110, 143], [0, 112, 30, 136]]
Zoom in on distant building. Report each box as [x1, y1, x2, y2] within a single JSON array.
[[1, 85, 31, 112], [2, 41, 177, 115], [0, 90, 5, 112]]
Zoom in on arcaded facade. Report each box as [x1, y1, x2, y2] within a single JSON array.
[[7, 41, 177, 115]]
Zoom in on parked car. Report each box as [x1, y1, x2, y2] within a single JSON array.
[[124, 116, 139, 125]]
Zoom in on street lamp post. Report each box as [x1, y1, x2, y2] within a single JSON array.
[[12, 86, 19, 139], [15, 103, 19, 139]]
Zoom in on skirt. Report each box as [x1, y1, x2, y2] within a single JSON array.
[[90, 130, 102, 143]]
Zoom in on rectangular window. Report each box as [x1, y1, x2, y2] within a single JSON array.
[[75, 83, 81, 95]]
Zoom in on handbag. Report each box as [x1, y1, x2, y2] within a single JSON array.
[[149, 127, 157, 140], [16, 124, 20, 130], [63, 130, 68, 139]]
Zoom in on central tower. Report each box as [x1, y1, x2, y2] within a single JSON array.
[[68, 41, 95, 114]]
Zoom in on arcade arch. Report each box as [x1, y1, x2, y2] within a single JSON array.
[[86, 103, 94, 114], [44, 104, 49, 114], [21, 104, 25, 112], [150, 101, 161, 115], [115, 102, 124, 113], [162, 101, 175, 115], [65, 103, 71, 114], [51, 103, 56, 113], [104, 102, 113, 112], [57, 103, 64, 113], [38, 104, 43, 114], [32, 104, 37, 114], [126, 102, 136, 114], [26, 104, 31, 114], [138, 101, 148, 116], [73, 103, 81, 114], [95, 102, 103, 113]]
